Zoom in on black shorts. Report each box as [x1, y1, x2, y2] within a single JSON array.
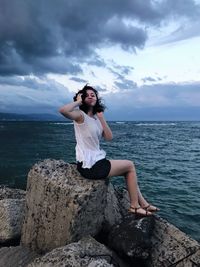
[[77, 158, 111, 180]]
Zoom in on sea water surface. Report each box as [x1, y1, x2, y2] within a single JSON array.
[[0, 121, 199, 242]]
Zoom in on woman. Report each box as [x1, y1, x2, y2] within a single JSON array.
[[59, 84, 159, 216]]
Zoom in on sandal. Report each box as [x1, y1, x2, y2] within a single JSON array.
[[142, 204, 159, 212], [128, 206, 152, 216]]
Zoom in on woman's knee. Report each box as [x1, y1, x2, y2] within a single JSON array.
[[108, 159, 135, 177]]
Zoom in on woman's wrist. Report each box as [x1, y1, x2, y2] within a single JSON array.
[[75, 100, 82, 106]]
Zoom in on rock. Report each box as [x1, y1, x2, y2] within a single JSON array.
[[108, 214, 155, 262], [150, 215, 200, 267], [27, 236, 116, 267], [21, 159, 108, 253], [0, 245, 39, 267], [0, 186, 26, 200], [104, 184, 130, 231], [0, 186, 26, 243]]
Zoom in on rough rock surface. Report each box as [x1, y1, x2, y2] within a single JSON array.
[[0, 245, 39, 267], [105, 185, 200, 266], [21, 159, 108, 253], [0, 186, 26, 243], [104, 184, 130, 232], [0, 186, 26, 200], [108, 214, 155, 261], [27, 236, 117, 267], [150, 215, 200, 267]]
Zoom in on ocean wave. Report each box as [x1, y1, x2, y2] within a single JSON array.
[[136, 123, 176, 126], [49, 122, 73, 125]]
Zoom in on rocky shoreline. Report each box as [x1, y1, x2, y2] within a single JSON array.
[[0, 159, 199, 267]]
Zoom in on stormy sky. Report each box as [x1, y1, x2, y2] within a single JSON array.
[[0, 0, 200, 120]]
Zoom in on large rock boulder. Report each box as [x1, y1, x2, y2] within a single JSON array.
[[21, 159, 108, 253], [150, 215, 200, 266], [0, 245, 39, 267], [108, 214, 155, 261], [27, 236, 120, 267], [0, 186, 26, 243], [104, 184, 130, 230]]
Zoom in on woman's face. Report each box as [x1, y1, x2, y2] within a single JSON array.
[[84, 89, 97, 107]]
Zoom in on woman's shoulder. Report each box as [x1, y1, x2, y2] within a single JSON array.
[[74, 110, 86, 125]]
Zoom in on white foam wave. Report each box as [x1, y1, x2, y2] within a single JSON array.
[[136, 123, 176, 126], [50, 122, 73, 125]]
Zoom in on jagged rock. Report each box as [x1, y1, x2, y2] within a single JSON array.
[[108, 214, 155, 261], [1, 160, 198, 266], [104, 184, 130, 231], [150, 215, 200, 266], [0, 245, 39, 267], [0, 186, 26, 200], [21, 159, 108, 253], [0, 186, 26, 243], [27, 236, 116, 267]]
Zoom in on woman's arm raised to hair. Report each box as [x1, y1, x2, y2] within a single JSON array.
[[97, 112, 113, 141], [59, 95, 83, 123]]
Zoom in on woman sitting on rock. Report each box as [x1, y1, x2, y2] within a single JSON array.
[[59, 84, 159, 216]]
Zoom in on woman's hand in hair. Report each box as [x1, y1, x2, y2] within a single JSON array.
[[77, 93, 83, 104]]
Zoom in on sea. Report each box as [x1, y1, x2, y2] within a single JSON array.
[[0, 120, 199, 242]]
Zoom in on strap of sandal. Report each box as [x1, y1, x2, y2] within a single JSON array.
[[129, 206, 141, 213]]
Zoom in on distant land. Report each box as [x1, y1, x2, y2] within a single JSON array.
[[0, 112, 66, 121]]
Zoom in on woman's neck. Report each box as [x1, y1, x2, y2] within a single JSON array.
[[87, 109, 94, 117]]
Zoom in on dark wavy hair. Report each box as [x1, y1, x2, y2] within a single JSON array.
[[73, 84, 106, 115]]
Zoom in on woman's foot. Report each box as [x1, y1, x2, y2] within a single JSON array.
[[128, 206, 152, 216], [142, 204, 160, 212]]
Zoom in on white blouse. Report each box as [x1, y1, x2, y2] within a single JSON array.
[[73, 111, 106, 168]]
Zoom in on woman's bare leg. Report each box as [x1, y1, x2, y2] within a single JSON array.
[[108, 159, 152, 215], [137, 186, 149, 207], [137, 186, 159, 211]]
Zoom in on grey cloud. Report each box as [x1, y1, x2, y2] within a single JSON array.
[[103, 81, 200, 120], [0, 75, 69, 93], [1, 78, 200, 120], [142, 77, 157, 83], [162, 22, 200, 44], [108, 67, 124, 80], [0, 76, 24, 86], [142, 76, 164, 83], [90, 71, 97, 78], [0, 77, 73, 114], [106, 106, 200, 121], [86, 56, 106, 67], [110, 61, 134, 75], [162, 0, 200, 19], [103, 17, 147, 51], [94, 85, 107, 92], [108, 62, 137, 90], [114, 78, 137, 90], [108, 64, 134, 82], [70, 77, 88, 83], [104, 81, 200, 110], [1, 0, 199, 76]]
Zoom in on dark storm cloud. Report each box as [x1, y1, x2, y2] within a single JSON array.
[[1, 0, 199, 77]]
